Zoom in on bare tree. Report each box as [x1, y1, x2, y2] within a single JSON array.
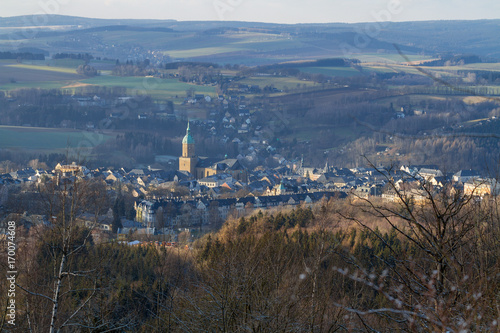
[[337, 162, 500, 331], [17, 177, 110, 332]]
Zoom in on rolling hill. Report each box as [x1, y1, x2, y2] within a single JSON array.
[[1, 16, 499, 65]]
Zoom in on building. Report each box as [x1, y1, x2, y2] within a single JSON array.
[[178, 122, 198, 176], [54, 162, 85, 176], [464, 178, 500, 197], [195, 158, 247, 181], [453, 170, 480, 183], [178, 122, 247, 181], [134, 191, 345, 229]]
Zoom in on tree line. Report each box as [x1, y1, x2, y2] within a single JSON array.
[[0, 51, 45, 60], [52, 53, 94, 61], [1, 175, 498, 331]]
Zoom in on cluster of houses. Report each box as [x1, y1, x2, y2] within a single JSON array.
[[134, 191, 344, 231], [1, 160, 498, 241], [133, 162, 499, 233]]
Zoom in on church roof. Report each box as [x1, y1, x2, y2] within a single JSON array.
[[182, 122, 194, 144], [196, 158, 244, 171]]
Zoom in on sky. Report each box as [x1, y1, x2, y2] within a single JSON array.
[[1, 0, 499, 24]]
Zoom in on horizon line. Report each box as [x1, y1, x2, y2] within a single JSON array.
[[1, 14, 500, 26]]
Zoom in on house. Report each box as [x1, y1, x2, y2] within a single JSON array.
[[198, 174, 233, 188], [330, 177, 348, 188], [464, 178, 500, 197], [428, 176, 446, 187], [403, 189, 428, 206], [353, 185, 371, 199], [134, 192, 345, 230], [453, 170, 480, 183], [419, 168, 443, 180], [381, 188, 427, 205], [54, 162, 85, 177], [266, 181, 289, 196]]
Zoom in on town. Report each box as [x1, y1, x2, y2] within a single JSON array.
[[1, 123, 497, 245], [0, 9, 499, 331]]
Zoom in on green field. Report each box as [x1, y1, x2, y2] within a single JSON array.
[[22, 58, 86, 68], [95, 30, 300, 58], [0, 61, 217, 100], [81, 75, 217, 100], [361, 65, 400, 74], [0, 81, 71, 90], [0, 62, 82, 89], [8, 63, 78, 74], [0, 126, 113, 151], [22, 58, 116, 70], [166, 46, 244, 58], [237, 76, 319, 91], [0, 30, 263, 62]]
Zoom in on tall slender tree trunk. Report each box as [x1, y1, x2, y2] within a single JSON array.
[[49, 253, 66, 333]]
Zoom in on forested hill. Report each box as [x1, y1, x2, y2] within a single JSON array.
[[10, 198, 498, 331]]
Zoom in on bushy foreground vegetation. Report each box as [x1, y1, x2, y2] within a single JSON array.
[[1, 184, 498, 332]]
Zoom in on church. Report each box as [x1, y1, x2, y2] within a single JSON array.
[[178, 122, 248, 181]]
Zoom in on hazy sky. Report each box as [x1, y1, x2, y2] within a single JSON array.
[[1, 0, 499, 24]]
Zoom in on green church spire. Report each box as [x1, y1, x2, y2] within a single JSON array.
[[182, 121, 194, 144]]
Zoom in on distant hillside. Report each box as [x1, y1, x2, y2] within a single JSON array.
[[373, 20, 500, 58], [0, 14, 176, 28], [0, 16, 499, 64]]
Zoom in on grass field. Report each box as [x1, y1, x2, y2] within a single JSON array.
[[0, 62, 82, 89], [80, 75, 217, 100], [463, 96, 495, 104], [363, 62, 500, 79], [231, 35, 304, 51], [237, 76, 319, 90], [0, 81, 72, 90], [99, 30, 193, 49], [421, 63, 500, 72], [165, 46, 245, 58], [23, 58, 115, 69], [353, 53, 435, 64], [7, 63, 78, 74], [363, 63, 463, 78], [18, 59, 85, 69], [0, 126, 113, 151], [361, 65, 401, 74], [100, 30, 300, 59], [0, 61, 217, 99]]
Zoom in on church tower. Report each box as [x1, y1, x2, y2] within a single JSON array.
[[179, 121, 198, 175]]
